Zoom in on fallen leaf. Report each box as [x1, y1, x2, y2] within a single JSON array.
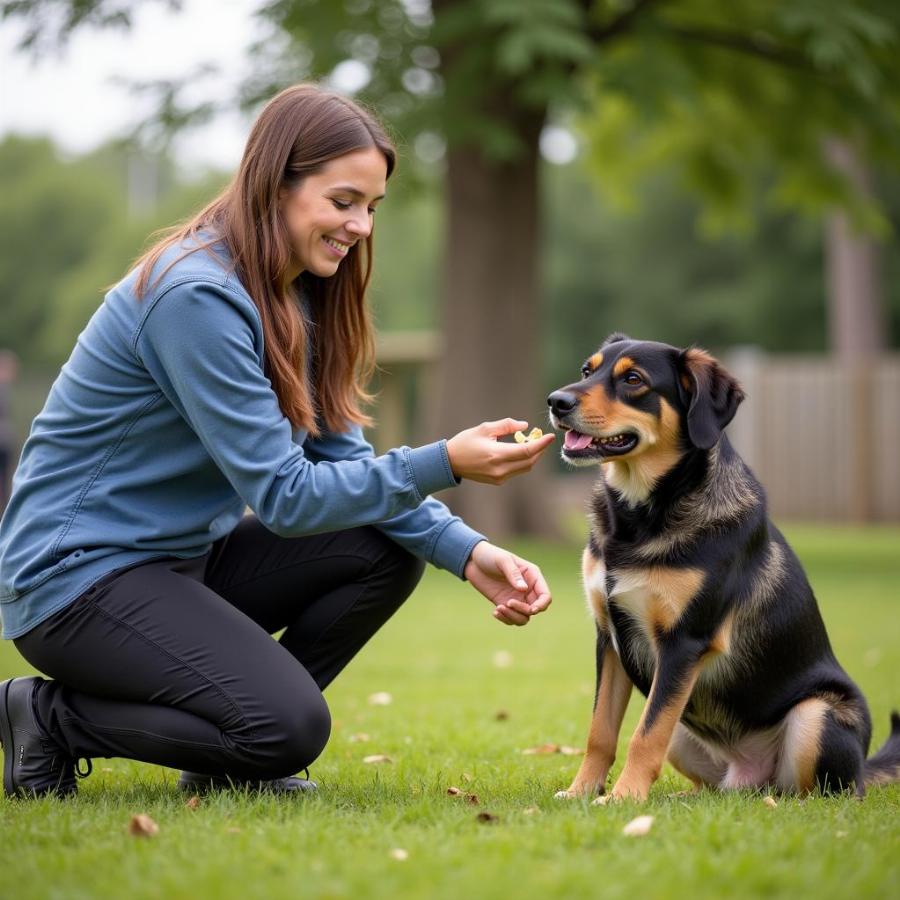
[[492, 651, 513, 669], [368, 692, 393, 706], [362, 754, 393, 764], [522, 743, 560, 755], [476, 811, 499, 824], [559, 746, 583, 756], [447, 786, 480, 804], [763, 796, 778, 809], [185, 796, 201, 810], [461, 772, 473, 782], [622, 815, 655, 837], [128, 814, 159, 838], [348, 732, 371, 743], [389, 848, 409, 861], [495, 710, 510, 721]]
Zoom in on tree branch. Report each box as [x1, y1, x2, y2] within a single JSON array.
[[660, 23, 815, 72], [584, 0, 669, 45]]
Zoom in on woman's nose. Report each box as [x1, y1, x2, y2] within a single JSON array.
[[346, 211, 372, 238]]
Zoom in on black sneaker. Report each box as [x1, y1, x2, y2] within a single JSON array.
[[0, 677, 88, 799], [177, 769, 318, 795]]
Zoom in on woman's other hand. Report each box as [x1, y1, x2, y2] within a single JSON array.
[[446, 419, 555, 484], [463, 541, 552, 626]]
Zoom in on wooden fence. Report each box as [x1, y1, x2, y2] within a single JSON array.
[[375, 337, 900, 523]]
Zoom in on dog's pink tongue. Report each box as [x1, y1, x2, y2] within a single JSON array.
[[564, 430, 594, 451]]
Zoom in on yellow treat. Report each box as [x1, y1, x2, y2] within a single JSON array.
[[514, 431, 527, 443], [514, 427, 544, 444]]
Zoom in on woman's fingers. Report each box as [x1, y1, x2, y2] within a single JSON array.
[[493, 604, 529, 626]]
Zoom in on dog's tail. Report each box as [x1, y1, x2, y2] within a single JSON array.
[[864, 710, 900, 787]]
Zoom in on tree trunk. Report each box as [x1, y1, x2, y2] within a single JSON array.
[[822, 138, 886, 522], [823, 139, 886, 357], [430, 116, 559, 539]]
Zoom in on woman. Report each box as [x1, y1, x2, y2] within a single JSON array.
[[0, 84, 555, 798]]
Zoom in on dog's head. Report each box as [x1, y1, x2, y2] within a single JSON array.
[[547, 333, 745, 470]]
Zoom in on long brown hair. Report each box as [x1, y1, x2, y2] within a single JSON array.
[[132, 83, 396, 436]]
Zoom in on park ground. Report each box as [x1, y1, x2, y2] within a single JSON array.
[[0, 523, 898, 900]]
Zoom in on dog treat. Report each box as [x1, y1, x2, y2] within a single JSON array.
[[514, 427, 544, 444]]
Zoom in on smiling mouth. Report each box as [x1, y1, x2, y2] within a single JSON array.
[[323, 236, 351, 255], [562, 428, 639, 457]]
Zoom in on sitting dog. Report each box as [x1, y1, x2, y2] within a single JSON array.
[[547, 333, 899, 802]]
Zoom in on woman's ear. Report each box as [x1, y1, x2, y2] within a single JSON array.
[[677, 348, 745, 450]]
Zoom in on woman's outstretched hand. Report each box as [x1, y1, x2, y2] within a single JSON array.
[[464, 541, 552, 626], [446, 418, 555, 484]]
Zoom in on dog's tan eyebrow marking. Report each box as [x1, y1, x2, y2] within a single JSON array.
[[588, 352, 603, 371], [613, 356, 637, 377]]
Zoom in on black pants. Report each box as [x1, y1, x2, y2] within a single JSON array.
[[14, 517, 425, 780]]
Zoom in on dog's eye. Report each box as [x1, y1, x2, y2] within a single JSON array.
[[624, 371, 644, 386], [581, 365, 592, 379]]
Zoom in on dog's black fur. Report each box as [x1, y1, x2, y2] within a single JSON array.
[[548, 334, 900, 801]]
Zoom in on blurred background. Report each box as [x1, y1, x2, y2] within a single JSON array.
[[2, 0, 899, 537]]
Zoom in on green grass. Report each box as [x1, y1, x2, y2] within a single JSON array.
[[1, 524, 898, 900]]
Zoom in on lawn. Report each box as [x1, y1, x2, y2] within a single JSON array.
[[1, 524, 898, 900]]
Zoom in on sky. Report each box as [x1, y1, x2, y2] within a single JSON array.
[[0, 0, 264, 172], [0, 0, 577, 172]]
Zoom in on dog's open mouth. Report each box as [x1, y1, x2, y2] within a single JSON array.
[[562, 428, 639, 458]]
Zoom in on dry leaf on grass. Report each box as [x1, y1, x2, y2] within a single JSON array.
[[476, 811, 499, 824], [128, 814, 159, 838], [362, 754, 394, 764], [492, 651, 513, 669], [390, 848, 409, 861], [185, 796, 201, 810], [763, 796, 778, 809], [495, 710, 510, 721], [368, 692, 393, 706], [446, 786, 479, 804], [521, 743, 584, 756], [622, 815, 655, 837], [348, 732, 371, 743]]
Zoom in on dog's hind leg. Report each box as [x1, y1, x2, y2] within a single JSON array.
[[775, 698, 866, 796], [556, 634, 632, 799], [666, 724, 727, 790]]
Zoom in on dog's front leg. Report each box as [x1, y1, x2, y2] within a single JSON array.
[[557, 629, 632, 798], [603, 639, 704, 803]]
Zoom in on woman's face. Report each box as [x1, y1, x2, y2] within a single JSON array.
[[280, 146, 388, 280]]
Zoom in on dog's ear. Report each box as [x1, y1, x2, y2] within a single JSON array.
[[676, 348, 745, 450], [602, 332, 632, 347]]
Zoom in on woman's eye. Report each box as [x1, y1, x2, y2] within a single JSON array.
[[332, 199, 352, 210], [368, 207, 376, 216], [624, 371, 643, 386]]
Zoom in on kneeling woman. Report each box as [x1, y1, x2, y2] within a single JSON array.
[[0, 84, 555, 798]]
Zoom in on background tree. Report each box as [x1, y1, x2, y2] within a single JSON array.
[[5, 0, 900, 535]]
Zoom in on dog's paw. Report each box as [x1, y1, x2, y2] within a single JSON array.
[[554, 789, 577, 800], [591, 794, 615, 806]]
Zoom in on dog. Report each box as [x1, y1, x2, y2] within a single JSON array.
[[547, 333, 900, 802]]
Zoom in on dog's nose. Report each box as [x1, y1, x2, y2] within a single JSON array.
[[547, 390, 579, 417]]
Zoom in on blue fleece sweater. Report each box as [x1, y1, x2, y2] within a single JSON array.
[[0, 238, 485, 639]]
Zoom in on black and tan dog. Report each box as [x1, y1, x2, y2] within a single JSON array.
[[547, 333, 899, 802]]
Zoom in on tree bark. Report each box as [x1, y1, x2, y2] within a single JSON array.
[[430, 113, 559, 538], [823, 139, 886, 357]]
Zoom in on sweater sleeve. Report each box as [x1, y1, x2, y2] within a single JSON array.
[[304, 425, 486, 578], [134, 279, 459, 537]]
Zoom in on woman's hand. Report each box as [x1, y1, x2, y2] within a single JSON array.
[[446, 419, 555, 484], [464, 541, 552, 626]]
